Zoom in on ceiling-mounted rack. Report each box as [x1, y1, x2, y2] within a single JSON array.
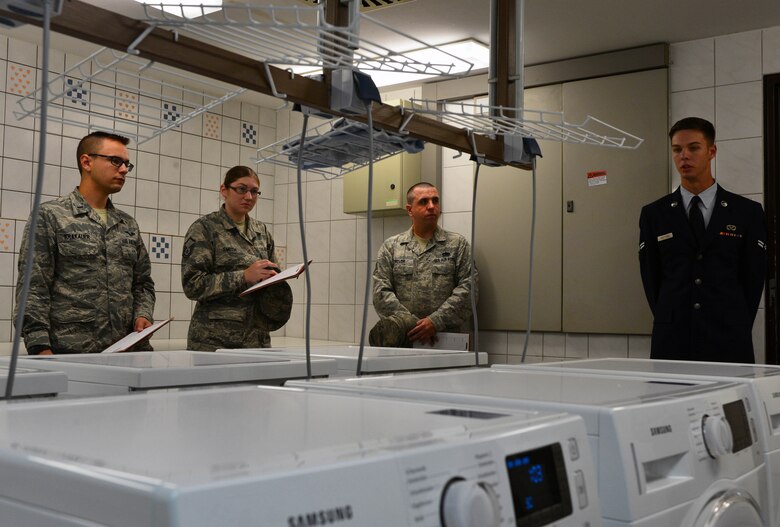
[[254, 116, 424, 179], [14, 47, 246, 145], [138, 3, 475, 78], [414, 99, 644, 149]]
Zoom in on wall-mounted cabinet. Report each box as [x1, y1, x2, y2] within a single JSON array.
[[475, 68, 668, 334], [342, 149, 422, 216]]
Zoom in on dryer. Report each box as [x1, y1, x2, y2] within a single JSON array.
[[289, 368, 767, 526], [0, 384, 602, 526], [0, 365, 67, 399], [217, 345, 488, 376], [4, 350, 337, 396], [496, 358, 780, 527]]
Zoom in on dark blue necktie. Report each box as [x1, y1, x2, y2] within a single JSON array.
[[689, 195, 706, 246]]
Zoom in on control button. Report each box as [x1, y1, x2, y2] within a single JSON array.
[[574, 470, 588, 509], [702, 414, 733, 458], [568, 438, 580, 461], [693, 303, 701, 310], [694, 278, 702, 285], [441, 479, 500, 527]]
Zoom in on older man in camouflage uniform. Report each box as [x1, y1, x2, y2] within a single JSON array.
[[182, 206, 292, 351], [15, 132, 155, 355], [371, 182, 476, 347]]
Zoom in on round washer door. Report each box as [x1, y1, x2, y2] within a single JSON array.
[[690, 489, 763, 527]]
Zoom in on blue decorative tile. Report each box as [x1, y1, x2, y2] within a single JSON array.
[[150, 234, 171, 260], [242, 122, 257, 146], [65, 77, 88, 107], [162, 102, 181, 124]]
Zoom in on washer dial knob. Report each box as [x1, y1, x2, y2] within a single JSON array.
[[702, 414, 733, 458], [440, 478, 500, 527]]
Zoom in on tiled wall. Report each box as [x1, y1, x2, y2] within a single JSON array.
[[3, 25, 779, 363], [0, 35, 277, 349]]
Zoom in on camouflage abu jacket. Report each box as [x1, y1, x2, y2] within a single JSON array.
[[15, 188, 155, 354], [372, 227, 477, 332], [182, 207, 292, 351]]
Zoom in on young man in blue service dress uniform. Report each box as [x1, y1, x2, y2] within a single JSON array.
[[639, 117, 766, 363]]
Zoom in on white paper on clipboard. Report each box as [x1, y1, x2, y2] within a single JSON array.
[[239, 260, 312, 297], [101, 318, 173, 353]]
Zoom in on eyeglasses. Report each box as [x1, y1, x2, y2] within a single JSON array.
[[88, 153, 134, 172], [228, 185, 261, 197]]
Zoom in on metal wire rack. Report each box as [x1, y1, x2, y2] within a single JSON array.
[[138, 3, 475, 78], [253, 116, 424, 180], [418, 99, 645, 149], [14, 47, 246, 144]]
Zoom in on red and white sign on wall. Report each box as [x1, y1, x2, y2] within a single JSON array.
[[587, 170, 608, 187]]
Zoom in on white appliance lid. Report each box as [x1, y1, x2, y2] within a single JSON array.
[[306, 368, 729, 407], [0, 385, 557, 485], [0, 366, 68, 397], [8, 351, 337, 387], [520, 358, 780, 379]]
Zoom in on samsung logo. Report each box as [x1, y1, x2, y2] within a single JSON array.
[[650, 425, 673, 436], [288, 505, 353, 527]]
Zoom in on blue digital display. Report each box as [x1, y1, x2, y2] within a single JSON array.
[[505, 443, 570, 525]]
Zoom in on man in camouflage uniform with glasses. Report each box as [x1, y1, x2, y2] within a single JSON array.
[[371, 182, 477, 348], [15, 131, 155, 355]]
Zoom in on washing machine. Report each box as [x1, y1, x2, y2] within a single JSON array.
[[0, 365, 67, 399], [3, 350, 337, 396], [289, 368, 767, 526], [495, 358, 780, 527], [0, 384, 602, 526], [217, 345, 488, 376]]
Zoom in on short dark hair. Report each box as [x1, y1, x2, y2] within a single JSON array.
[[669, 117, 715, 145], [224, 165, 260, 187], [406, 182, 437, 204], [76, 132, 130, 175]]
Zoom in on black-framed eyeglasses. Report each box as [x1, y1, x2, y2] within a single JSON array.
[[228, 185, 261, 197], [88, 153, 134, 172]]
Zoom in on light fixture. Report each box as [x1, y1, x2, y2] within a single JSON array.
[[135, 0, 222, 19], [284, 38, 489, 88]]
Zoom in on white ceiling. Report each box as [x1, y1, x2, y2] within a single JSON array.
[[4, 0, 780, 104]]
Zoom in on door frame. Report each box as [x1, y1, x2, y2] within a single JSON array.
[[764, 72, 780, 364]]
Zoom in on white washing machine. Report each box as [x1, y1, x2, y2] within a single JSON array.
[[0, 365, 67, 399], [289, 368, 767, 527], [4, 350, 337, 395], [217, 345, 488, 376], [496, 358, 780, 527], [0, 384, 602, 526]]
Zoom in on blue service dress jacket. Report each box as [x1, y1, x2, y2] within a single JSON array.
[[638, 186, 767, 363]]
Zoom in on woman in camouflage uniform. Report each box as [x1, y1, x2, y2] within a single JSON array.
[[182, 166, 292, 351]]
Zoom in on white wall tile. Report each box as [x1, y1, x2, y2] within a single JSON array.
[[3, 126, 33, 161], [159, 130, 182, 159], [477, 330, 508, 355], [158, 210, 179, 235], [441, 211, 472, 240], [112, 177, 135, 206], [202, 138, 220, 166], [287, 182, 306, 223], [181, 133, 201, 162], [587, 334, 628, 358], [135, 206, 157, 233], [628, 335, 651, 359], [329, 178, 353, 221], [180, 160, 201, 188], [715, 138, 763, 195], [159, 182, 180, 211], [383, 215, 410, 240], [170, 264, 184, 293], [0, 286, 12, 320], [304, 221, 331, 263], [180, 186, 201, 214], [305, 179, 331, 222], [223, 99, 241, 119], [670, 88, 715, 130], [7, 38, 36, 67], [355, 218, 383, 262], [670, 38, 714, 92], [179, 213, 198, 236], [153, 292, 171, 322], [32, 132, 61, 166], [136, 179, 159, 209], [329, 219, 356, 262], [715, 82, 762, 140], [2, 158, 33, 192], [763, 27, 780, 74], [159, 155, 181, 185], [329, 261, 356, 304], [1, 190, 30, 219], [328, 304, 354, 342], [151, 262, 172, 292], [307, 261, 330, 304], [564, 333, 588, 358], [222, 117, 240, 144], [221, 142, 239, 167], [542, 332, 565, 357], [170, 292, 192, 321], [715, 30, 761, 85], [0, 252, 13, 286], [441, 164, 474, 213], [508, 331, 542, 357]]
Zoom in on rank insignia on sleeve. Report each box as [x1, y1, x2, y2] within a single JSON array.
[[183, 238, 195, 259]]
